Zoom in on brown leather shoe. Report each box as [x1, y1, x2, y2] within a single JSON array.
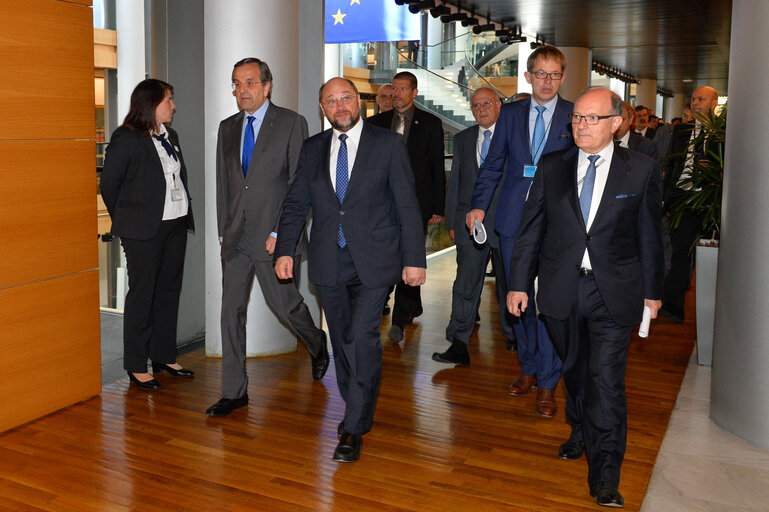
[[508, 374, 537, 395], [536, 388, 557, 418]]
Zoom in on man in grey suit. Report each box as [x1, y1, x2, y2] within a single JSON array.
[[433, 87, 514, 366], [206, 58, 329, 417]]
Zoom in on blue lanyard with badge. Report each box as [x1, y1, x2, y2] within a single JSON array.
[[523, 113, 554, 178]]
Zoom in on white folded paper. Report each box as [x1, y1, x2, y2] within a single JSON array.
[[472, 219, 487, 244], [638, 305, 652, 338]]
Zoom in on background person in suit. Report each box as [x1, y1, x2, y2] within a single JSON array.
[[275, 78, 426, 462], [615, 102, 660, 161], [433, 87, 514, 366], [507, 87, 664, 508], [466, 45, 574, 418], [368, 71, 445, 343], [375, 83, 393, 113], [100, 78, 195, 391], [633, 105, 656, 139], [206, 58, 328, 418]]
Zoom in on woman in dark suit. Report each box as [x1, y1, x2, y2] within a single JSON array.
[[100, 79, 195, 390]]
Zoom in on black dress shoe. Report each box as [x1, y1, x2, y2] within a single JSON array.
[[382, 304, 391, 315], [590, 481, 624, 508], [558, 436, 585, 460], [505, 338, 518, 351], [333, 432, 362, 462], [152, 363, 194, 377], [311, 336, 330, 380], [127, 372, 161, 390], [431, 341, 470, 366], [206, 395, 249, 417], [658, 308, 684, 323]]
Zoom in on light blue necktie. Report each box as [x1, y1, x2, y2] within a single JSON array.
[[480, 129, 491, 164], [336, 134, 349, 247], [580, 155, 600, 226], [531, 105, 547, 165], [242, 115, 255, 177]]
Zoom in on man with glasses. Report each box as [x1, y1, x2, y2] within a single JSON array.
[[275, 78, 425, 462], [434, 87, 515, 365], [368, 71, 445, 344], [467, 45, 574, 418], [507, 87, 664, 507], [207, 58, 329, 417]]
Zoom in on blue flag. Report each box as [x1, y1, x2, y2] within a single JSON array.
[[325, 0, 421, 44]]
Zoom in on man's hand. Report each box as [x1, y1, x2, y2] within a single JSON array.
[[645, 299, 662, 319], [466, 209, 485, 231], [448, 229, 455, 244], [403, 266, 426, 286], [265, 235, 276, 255], [507, 291, 529, 317], [427, 214, 443, 226], [275, 256, 294, 280]]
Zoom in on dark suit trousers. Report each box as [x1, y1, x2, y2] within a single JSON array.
[[663, 211, 702, 319], [500, 235, 561, 389], [220, 232, 324, 399], [316, 247, 389, 435], [544, 274, 633, 489], [446, 239, 513, 344], [121, 217, 188, 373]]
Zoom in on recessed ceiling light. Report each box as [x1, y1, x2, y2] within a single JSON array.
[[683, 79, 693, 83]]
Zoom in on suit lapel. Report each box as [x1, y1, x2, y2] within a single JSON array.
[[226, 111, 245, 182], [544, 97, 569, 151], [560, 147, 582, 228], [246, 104, 277, 181], [468, 125, 480, 172], [344, 123, 373, 202], [320, 130, 335, 199], [518, 101, 532, 162], [589, 148, 631, 232]]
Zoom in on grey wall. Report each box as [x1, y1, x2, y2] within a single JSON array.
[[298, 0, 325, 136], [150, 0, 206, 344], [710, 0, 769, 449]]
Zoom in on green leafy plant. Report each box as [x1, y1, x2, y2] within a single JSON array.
[[667, 105, 726, 243]]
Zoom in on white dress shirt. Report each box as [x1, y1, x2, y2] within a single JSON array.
[[151, 124, 188, 221], [476, 122, 496, 167], [329, 117, 363, 191], [240, 99, 270, 158], [635, 126, 648, 137], [577, 142, 615, 268], [617, 131, 630, 148]]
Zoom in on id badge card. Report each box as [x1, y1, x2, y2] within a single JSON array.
[[170, 187, 184, 201], [523, 165, 537, 178]]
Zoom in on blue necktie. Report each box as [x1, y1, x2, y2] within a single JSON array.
[[242, 115, 255, 177], [480, 129, 491, 164], [336, 134, 349, 247], [531, 105, 547, 165], [580, 155, 600, 226], [153, 133, 178, 161]]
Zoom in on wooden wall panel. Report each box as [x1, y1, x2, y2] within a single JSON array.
[[0, 0, 94, 140], [0, 140, 97, 289], [0, 271, 101, 433]]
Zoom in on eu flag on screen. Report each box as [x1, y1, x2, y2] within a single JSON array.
[[325, 0, 421, 44]]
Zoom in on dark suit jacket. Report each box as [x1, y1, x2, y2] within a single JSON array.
[[100, 125, 194, 240], [638, 126, 656, 140], [509, 145, 664, 327], [471, 96, 574, 239], [216, 103, 309, 262], [663, 122, 696, 202], [445, 124, 503, 247], [628, 132, 659, 161], [367, 107, 445, 222], [275, 122, 426, 289]]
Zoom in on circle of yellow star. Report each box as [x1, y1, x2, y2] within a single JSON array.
[[332, 9, 346, 25], [350, 0, 361, 5]]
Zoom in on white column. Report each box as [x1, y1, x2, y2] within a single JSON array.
[[634, 78, 657, 109], [115, 0, 146, 124], [710, 0, 769, 450], [204, 0, 317, 356], [664, 93, 688, 123], [426, 14, 443, 69], [558, 47, 591, 103], [516, 42, 532, 95]]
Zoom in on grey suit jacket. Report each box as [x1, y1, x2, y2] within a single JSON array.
[[216, 102, 309, 262], [445, 125, 504, 248]]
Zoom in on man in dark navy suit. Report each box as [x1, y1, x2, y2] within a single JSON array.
[[467, 45, 574, 418], [508, 87, 664, 507], [275, 78, 426, 463]]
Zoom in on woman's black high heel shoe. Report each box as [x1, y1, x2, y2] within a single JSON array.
[[128, 372, 162, 390], [152, 363, 194, 377]]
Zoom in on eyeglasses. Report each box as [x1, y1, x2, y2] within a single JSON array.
[[569, 113, 618, 125], [323, 95, 356, 108], [530, 70, 564, 80], [231, 80, 263, 91], [471, 100, 496, 111]]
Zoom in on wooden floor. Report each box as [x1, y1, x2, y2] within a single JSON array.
[[0, 251, 695, 511]]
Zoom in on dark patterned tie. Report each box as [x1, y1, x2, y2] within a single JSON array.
[[336, 134, 349, 247]]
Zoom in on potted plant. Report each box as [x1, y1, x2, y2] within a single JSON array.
[[667, 105, 726, 365]]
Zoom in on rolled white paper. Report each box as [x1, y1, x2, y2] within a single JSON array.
[[638, 305, 652, 338], [473, 219, 487, 244]]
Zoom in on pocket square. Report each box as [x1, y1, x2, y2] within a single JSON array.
[[615, 193, 637, 199]]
